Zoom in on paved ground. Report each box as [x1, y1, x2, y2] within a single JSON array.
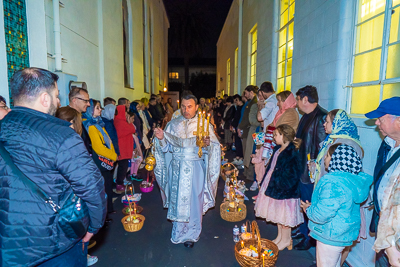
[[90, 150, 315, 267]]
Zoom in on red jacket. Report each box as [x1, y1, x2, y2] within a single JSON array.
[[114, 105, 136, 160]]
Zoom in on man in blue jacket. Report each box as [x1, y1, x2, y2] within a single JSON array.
[[0, 67, 107, 266]]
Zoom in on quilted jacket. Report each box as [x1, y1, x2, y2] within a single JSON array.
[[307, 171, 372, 247], [0, 107, 106, 266]]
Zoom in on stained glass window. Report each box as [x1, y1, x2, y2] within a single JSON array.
[[3, 0, 30, 106]]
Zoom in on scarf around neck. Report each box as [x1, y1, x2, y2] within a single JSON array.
[[82, 99, 111, 149]]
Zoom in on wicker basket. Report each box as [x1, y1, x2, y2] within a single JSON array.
[[122, 205, 143, 215], [121, 214, 145, 232], [220, 202, 246, 222], [235, 221, 279, 267]]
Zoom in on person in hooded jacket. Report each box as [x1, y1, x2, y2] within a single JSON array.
[[114, 105, 136, 193], [101, 104, 120, 157], [301, 143, 373, 267]]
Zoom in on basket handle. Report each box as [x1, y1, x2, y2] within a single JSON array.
[[252, 221, 262, 259], [245, 220, 251, 234]]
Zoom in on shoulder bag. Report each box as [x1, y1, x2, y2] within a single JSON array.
[[0, 142, 89, 239]]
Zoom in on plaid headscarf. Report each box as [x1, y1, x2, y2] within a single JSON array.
[[328, 144, 362, 175]]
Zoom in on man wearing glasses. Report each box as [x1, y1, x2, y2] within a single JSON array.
[[69, 87, 92, 154], [0, 96, 11, 120]]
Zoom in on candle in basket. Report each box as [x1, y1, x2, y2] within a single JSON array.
[[206, 113, 210, 135], [241, 241, 244, 249], [262, 253, 265, 266]]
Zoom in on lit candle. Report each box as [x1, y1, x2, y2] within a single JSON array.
[[241, 241, 244, 249], [206, 113, 210, 136], [202, 111, 206, 133], [197, 111, 200, 137], [262, 253, 265, 266], [307, 153, 311, 161], [177, 99, 180, 109]]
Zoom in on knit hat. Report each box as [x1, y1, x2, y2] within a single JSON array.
[[328, 144, 362, 175]]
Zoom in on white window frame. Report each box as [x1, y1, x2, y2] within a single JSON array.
[[248, 24, 257, 86], [234, 48, 239, 94], [348, 0, 400, 114], [277, 0, 295, 92]]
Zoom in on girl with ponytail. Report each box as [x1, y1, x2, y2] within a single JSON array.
[[254, 124, 303, 251]]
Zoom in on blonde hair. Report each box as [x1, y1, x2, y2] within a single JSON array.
[[141, 97, 149, 106]]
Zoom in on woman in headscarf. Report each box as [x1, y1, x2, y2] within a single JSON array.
[[82, 99, 117, 217], [313, 109, 363, 185], [272, 91, 299, 130], [101, 104, 120, 157]]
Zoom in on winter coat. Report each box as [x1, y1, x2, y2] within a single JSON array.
[[144, 108, 154, 128], [223, 105, 236, 130], [114, 105, 136, 160], [307, 171, 373, 247], [231, 105, 243, 129], [0, 107, 106, 266], [87, 124, 117, 162], [149, 104, 163, 123], [263, 142, 301, 199], [102, 117, 120, 156], [296, 105, 328, 184]]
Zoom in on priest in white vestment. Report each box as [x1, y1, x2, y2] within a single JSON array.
[[153, 95, 221, 248]]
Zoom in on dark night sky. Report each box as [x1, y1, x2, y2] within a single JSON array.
[[163, 0, 234, 59]]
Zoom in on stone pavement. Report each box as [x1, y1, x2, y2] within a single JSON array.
[[90, 151, 315, 267]]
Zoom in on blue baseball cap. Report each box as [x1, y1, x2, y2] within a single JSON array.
[[365, 97, 400, 118]]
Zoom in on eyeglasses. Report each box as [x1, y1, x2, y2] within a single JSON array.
[[75, 97, 90, 104], [0, 105, 9, 110]]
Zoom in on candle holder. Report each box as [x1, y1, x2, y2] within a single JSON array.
[[195, 110, 210, 158]]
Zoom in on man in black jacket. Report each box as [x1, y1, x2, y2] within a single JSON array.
[[149, 97, 164, 124], [293, 85, 327, 250], [0, 68, 106, 266]]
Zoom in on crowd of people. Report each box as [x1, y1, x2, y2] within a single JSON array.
[[214, 82, 400, 267], [0, 68, 178, 266], [1, 67, 400, 267]]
